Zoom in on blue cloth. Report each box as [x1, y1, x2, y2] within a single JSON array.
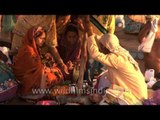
[[0, 61, 17, 91]]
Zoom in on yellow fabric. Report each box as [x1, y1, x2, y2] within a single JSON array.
[[87, 34, 148, 102], [11, 15, 57, 51], [100, 33, 120, 52], [112, 84, 142, 105], [91, 15, 115, 36], [105, 87, 142, 105]]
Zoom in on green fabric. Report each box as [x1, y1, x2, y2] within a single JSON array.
[[0, 61, 16, 83], [2, 15, 16, 32]]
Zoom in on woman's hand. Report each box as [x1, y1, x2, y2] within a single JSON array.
[[76, 18, 85, 32], [81, 15, 94, 36], [60, 63, 70, 75], [44, 66, 51, 73], [66, 60, 74, 70]]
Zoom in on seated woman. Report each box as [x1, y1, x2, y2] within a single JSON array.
[[58, 24, 81, 83], [83, 17, 148, 105], [12, 26, 64, 100]]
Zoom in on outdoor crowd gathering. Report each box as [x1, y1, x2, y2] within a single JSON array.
[[0, 15, 160, 105]]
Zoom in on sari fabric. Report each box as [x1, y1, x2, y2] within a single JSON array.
[[12, 27, 63, 96]]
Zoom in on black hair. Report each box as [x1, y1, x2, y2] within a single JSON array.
[[70, 15, 79, 24], [64, 24, 79, 37]]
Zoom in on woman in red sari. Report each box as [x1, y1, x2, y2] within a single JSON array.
[[12, 26, 63, 100]]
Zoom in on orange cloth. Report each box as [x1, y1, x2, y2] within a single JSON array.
[[12, 27, 61, 96]]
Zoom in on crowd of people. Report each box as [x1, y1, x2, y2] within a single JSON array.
[[0, 15, 160, 105]]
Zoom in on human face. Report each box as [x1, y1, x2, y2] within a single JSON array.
[[66, 31, 78, 45], [35, 32, 46, 47]]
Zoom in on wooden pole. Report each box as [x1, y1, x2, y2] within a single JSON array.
[[77, 32, 88, 96]]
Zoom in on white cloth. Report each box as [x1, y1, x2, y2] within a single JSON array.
[[115, 15, 125, 28], [147, 77, 157, 89], [138, 17, 159, 53], [0, 46, 12, 64]]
